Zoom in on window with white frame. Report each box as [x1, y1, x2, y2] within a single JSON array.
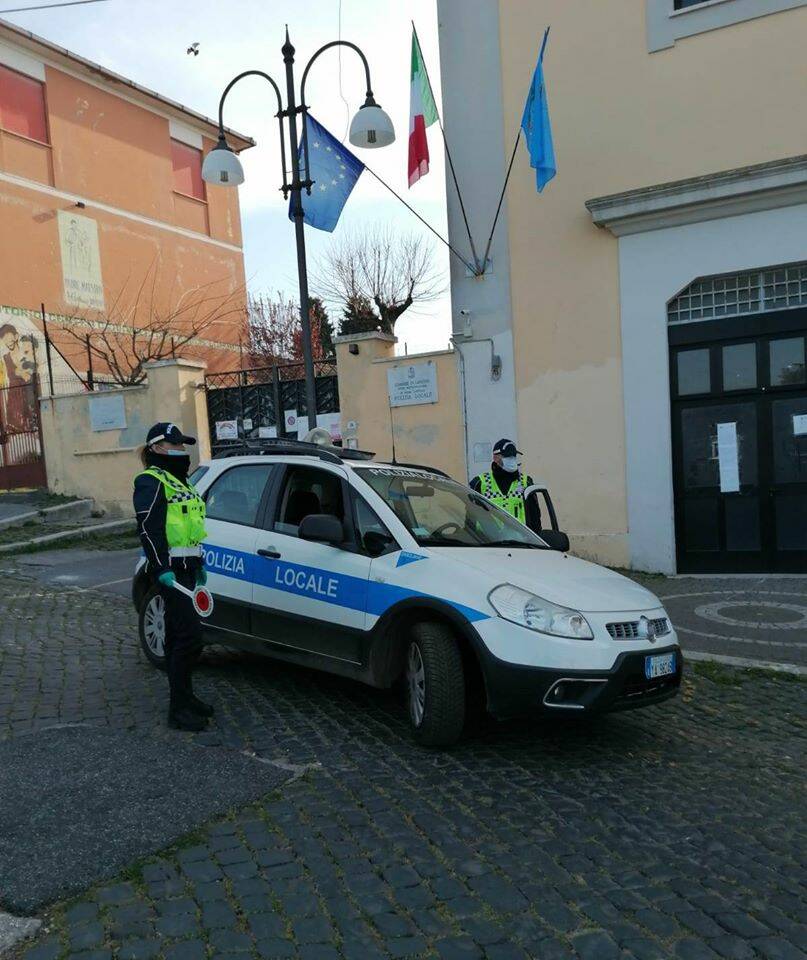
[[647, 0, 807, 52], [667, 262, 807, 324]]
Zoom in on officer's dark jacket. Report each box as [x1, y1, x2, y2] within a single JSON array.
[[133, 472, 170, 576]]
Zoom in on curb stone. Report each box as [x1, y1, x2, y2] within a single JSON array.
[[0, 912, 42, 954]]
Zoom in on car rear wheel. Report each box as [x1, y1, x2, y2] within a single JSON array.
[[405, 622, 466, 747], [139, 585, 166, 670]]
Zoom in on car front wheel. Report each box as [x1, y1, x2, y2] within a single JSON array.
[[406, 622, 466, 747], [139, 585, 167, 670]]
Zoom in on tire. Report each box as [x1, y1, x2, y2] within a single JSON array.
[[138, 585, 167, 670], [405, 621, 466, 747]]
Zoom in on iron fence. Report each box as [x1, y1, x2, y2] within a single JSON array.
[[206, 359, 339, 453]]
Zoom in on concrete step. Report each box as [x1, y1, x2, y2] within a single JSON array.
[[0, 517, 135, 554], [0, 498, 95, 531]]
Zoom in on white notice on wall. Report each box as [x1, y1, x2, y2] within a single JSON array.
[[258, 425, 277, 439], [316, 412, 342, 440], [89, 393, 126, 432], [794, 414, 807, 436], [387, 362, 438, 407], [284, 409, 298, 436], [215, 420, 238, 440], [242, 418, 253, 432], [717, 422, 740, 493]]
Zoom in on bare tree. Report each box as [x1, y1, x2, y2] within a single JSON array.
[[315, 227, 445, 336], [56, 266, 246, 386], [247, 293, 334, 366]]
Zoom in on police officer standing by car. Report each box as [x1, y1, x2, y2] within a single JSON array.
[[470, 438, 542, 533], [133, 423, 212, 732]]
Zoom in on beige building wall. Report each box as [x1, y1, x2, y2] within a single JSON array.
[[40, 358, 210, 516], [438, 0, 807, 569], [335, 333, 466, 481], [498, 1, 807, 568]]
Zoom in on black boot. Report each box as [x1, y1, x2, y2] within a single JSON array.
[[185, 676, 214, 718], [168, 704, 207, 732]]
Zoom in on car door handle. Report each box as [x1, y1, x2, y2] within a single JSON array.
[[257, 548, 281, 559]]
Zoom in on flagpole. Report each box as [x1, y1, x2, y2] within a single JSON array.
[[479, 26, 551, 274], [412, 21, 483, 275], [283, 29, 318, 432]]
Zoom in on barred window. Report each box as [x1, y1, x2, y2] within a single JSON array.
[[668, 262, 807, 324]]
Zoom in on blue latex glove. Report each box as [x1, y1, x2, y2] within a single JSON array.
[[196, 568, 207, 587], [158, 571, 176, 589]]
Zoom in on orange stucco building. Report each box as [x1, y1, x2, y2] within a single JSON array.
[[0, 17, 253, 392]]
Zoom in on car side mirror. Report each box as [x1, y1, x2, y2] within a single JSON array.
[[298, 514, 345, 545], [539, 529, 570, 552], [363, 530, 394, 556]]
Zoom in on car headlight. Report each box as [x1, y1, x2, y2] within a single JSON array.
[[488, 584, 594, 640]]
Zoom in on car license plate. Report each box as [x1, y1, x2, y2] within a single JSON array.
[[645, 652, 676, 680]]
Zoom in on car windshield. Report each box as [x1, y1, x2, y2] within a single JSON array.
[[356, 467, 548, 548]]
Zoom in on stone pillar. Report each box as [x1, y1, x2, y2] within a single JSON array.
[[143, 359, 210, 466], [334, 332, 397, 453]]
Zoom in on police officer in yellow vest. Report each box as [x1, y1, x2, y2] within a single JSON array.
[[470, 438, 542, 532], [134, 423, 210, 732]]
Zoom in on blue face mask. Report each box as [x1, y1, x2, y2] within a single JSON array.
[[501, 456, 519, 473], [165, 448, 187, 456]]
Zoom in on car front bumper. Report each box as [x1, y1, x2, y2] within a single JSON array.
[[475, 642, 683, 719]]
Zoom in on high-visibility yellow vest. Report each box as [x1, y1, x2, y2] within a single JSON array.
[[136, 467, 207, 548], [478, 470, 528, 525]]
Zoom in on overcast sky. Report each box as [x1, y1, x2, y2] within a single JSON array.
[[4, 0, 452, 353]]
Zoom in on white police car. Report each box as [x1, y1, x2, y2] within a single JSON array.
[[133, 441, 682, 746]]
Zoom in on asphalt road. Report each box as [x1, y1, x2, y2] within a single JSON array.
[[6, 547, 139, 598]]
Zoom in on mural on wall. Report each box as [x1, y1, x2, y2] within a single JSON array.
[[57, 210, 105, 312], [0, 312, 38, 436], [0, 307, 80, 438]]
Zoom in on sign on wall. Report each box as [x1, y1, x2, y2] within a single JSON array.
[[89, 393, 126, 432], [57, 211, 105, 311], [716, 422, 740, 493], [215, 420, 238, 440], [387, 361, 438, 408]]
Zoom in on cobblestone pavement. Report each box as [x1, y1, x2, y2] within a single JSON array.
[[629, 575, 807, 669], [1, 568, 806, 960]]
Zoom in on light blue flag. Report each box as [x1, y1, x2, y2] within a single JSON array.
[[291, 114, 365, 232], [521, 28, 556, 193]]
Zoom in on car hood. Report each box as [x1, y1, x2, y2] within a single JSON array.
[[428, 548, 662, 613]]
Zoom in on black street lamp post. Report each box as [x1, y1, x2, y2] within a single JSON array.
[[203, 29, 395, 432]]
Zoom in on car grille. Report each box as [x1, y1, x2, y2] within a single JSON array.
[[606, 617, 670, 640]]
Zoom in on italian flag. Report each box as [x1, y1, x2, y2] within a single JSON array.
[[408, 29, 439, 188]]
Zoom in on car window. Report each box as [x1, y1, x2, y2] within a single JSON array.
[[356, 467, 547, 548], [353, 493, 395, 551], [205, 465, 275, 527], [189, 465, 208, 487], [275, 465, 345, 537]]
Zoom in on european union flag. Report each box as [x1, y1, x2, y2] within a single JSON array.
[[521, 28, 556, 193], [292, 114, 365, 232]]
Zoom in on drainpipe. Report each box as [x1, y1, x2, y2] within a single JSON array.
[[450, 334, 502, 481]]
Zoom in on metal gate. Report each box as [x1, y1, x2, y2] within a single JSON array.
[[0, 381, 47, 489], [206, 359, 339, 456]]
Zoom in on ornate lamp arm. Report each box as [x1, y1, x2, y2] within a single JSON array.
[[298, 41, 374, 194], [216, 70, 291, 196]]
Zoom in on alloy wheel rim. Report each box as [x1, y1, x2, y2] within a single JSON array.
[[143, 595, 166, 658], [407, 642, 426, 727]]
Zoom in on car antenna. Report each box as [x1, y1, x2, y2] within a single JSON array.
[[388, 400, 398, 465]]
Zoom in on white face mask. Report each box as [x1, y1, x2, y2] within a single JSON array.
[[501, 456, 519, 473]]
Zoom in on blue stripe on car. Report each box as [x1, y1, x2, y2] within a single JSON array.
[[202, 543, 489, 623]]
